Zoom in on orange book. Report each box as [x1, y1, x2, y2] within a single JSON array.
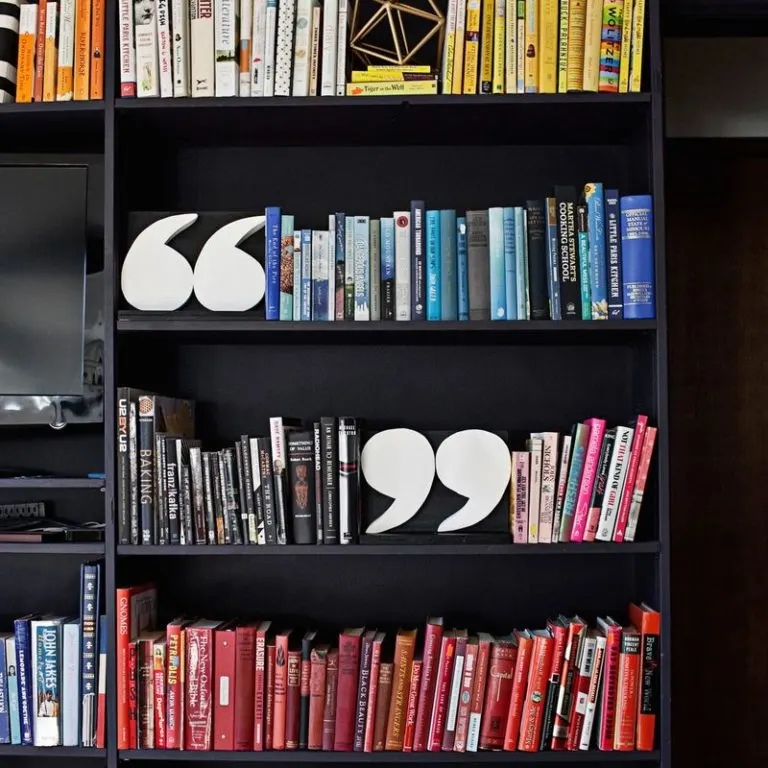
[[613, 626, 641, 750], [16, 4, 37, 103], [402, 658, 422, 751], [503, 630, 533, 750], [272, 630, 292, 750], [628, 604, 660, 750], [89, 0, 103, 97], [73, 0, 90, 99], [384, 628, 417, 750], [42, 2, 57, 101], [33, 0, 47, 100], [517, 630, 554, 751]]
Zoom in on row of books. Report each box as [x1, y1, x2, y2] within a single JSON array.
[[513, 415, 656, 544], [117, 585, 660, 753], [263, 189, 655, 324], [11, 0, 104, 103], [0, 562, 106, 747]]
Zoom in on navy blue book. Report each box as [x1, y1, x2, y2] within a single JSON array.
[[13, 615, 35, 745], [265, 207, 282, 320], [620, 195, 655, 320], [80, 562, 101, 747], [410, 200, 426, 320], [605, 189, 623, 318], [0, 637, 9, 744]]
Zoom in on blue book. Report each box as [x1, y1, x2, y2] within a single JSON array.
[[292, 231, 301, 321], [380, 218, 395, 320], [80, 562, 100, 747], [14, 615, 35, 745], [545, 198, 561, 320], [488, 208, 506, 320], [5, 637, 19, 744], [353, 216, 370, 320], [279, 214, 295, 320], [410, 200, 426, 320], [502, 208, 517, 320], [457, 217, 469, 321], [514, 208, 527, 320], [312, 231, 331, 321], [577, 205, 591, 320], [621, 195, 654, 319], [334, 213, 345, 320], [440, 210, 458, 321], [585, 183, 608, 319], [265, 207, 281, 320], [426, 210, 441, 321], [0, 637, 8, 744], [300, 230, 312, 321], [559, 423, 590, 541], [605, 190, 623, 318]]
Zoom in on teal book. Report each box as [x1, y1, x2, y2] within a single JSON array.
[[353, 216, 371, 321], [577, 205, 591, 320], [279, 215, 295, 320], [514, 207, 527, 320], [457, 217, 469, 321], [440, 209, 458, 320], [585, 183, 608, 319], [503, 208, 517, 320], [488, 208, 506, 320], [426, 210, 441, 321], [559, 422, 591, 541]]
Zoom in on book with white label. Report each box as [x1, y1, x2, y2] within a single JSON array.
[[215, 0, 238, 95], [335, 0, 348, 95], [117, 0, 136, 96], [308, 0, 321, 94], [251, 0, 266, 96], [239, 0, 252, 94], [274, 0, 295, 95], [171, 0, 190, 95], [595, 425, 633, 541], [262, 0, 278, 95], [156, 0, 173, 97], [394, 211, 412, 320], [135, 0, 159, 97], [56, 0, 75, 101], [190, 0, 214, 96], [291, 0, 312, 95], [320, 0, 337, 95]]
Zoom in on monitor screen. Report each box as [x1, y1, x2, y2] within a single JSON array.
[[0, 165, 88, 395]]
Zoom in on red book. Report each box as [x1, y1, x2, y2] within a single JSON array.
[[308, 645, 329, 750], [265, 643, 276, 751], [596, 617, 622, 750], [322, 649, 339, 750], [478, 635, 518, 750], [503, 630, 533, 751], [185, 620, 220, 751], [623, 426, 657, 543], [453, 637, 478, 753], [300, 631, 317, 750], [466, 632, 492, 752], [166, 617, 192, 750], [412, 616, 443, 752], [539, 619, 569, 750], [272, 630, 292, 750], [612, 415, 648, 542], [153, 639, 167, 749], [138, 634, 157, 749], [334, 627, 364, 751], [252, 621, 271, 751], [373, 661, 393, 751], [402, 658, 422, 751], [442, 630, 467, 751], [551, 616, 586, 750], [286, 649, 302, 749], [613, 627, 641, 750], [353, 630, 376, 751], [518, 630, 555, 752], [385, 628, 418, 751], [214, 625, 237, 750], [234, 625, 256, 750], [628, 603, 660, 751], [96, 635, 107, 748], [427, 630, 456, 751], [566, 631, 597, 750], [128, 640, 138, 750], [364, 632, 385, 752]]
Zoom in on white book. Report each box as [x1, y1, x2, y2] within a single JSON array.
[[239, 0, 252, 94], [527, 437, 542, 543], [353, 215, 370, 321], [311, 231, 330, 320], [441, 0, 457, 93], [274, 0, 295, 95], [504, 0, 516, 93], [308, 0, 320, 94], [190, 0, 215, 96], [171, 0, 190, 95], [291, 0, 312, 95], [531, 431, 557, 543], [334, 0, 348, 95], [136, 0, 160, 97], [292, 230, 302, 319], [394, 211, 411, 320], [251, 0, 266, 95], [551, 433, 571, 543], [327, 215, 336, 319], [320, 0, 337, 95], [579, 633, 606, 750], [344, 216, 354, 318], [215, 0, 238, 95], [118, 0, 136, 96], [56, 0, 75, 100], [595, 426, 634, 541], [61, 622, 79, 747], [262, 0, 277, 95], [31, 617, 64, 747], [156, 0, 174, 96]]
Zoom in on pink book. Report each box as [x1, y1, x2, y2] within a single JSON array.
[[612, 415, 649, 542], [569, 418, 606, 542], [511, 452, 530, 544]]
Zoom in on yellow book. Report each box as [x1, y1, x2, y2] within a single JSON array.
[[351, 71, 414, 82], [629, 0, 645, 92], [16, 4, 36, 103], [566, 0, 585, 91], [492, 0, 504, 93], [42, 2, 57, 102], [538, 0, 557, 93], [504, 0, 516, 93], [524, 0, 537, 93], [582, 0, 602, 91], [516, 0, 524, 92], [367, 65, 432, 72], [462, 0, 481, 94], [345, 80, 438, 96], [557, 0, 569, 92], [452, 0, 467, 94], [479, 0, 493, 92], [618, 0, 633, 92], [73, 0, 91, 100], [442, 0, 457, 94]]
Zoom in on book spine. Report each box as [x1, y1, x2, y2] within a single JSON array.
[[250, 0, 266, 95], [579, 635, 606, 750], [308, 1, 321, 93], [320, 417, 339, 543], [518, 636, 554, 751], [567, 635, 596, 750], [117, 0, 135, 95], [285, 650, 301, 749], [426, 210, 441, 321], [134, 0, 158, 97], [153, 642, 167, 749], [598, 0, 622, 92], [566, 0, 585, 90], [33, 0, 47, 100], [335, 0, 347, 95], [280, 215, 295, 320], [410, 200, 426, 320], [384, 632, 415, 751], [298, 641, 311, 749], [238, 438, 256, 545], [629, 0, 644, 92], [518, 208, 529, 319], [570, 418, 606, 542], [60, 624, 77, 746], [618, 0, 633, 92], [273, 0, 295, 95], [577, 204, 591, 320], [292, 231, 302, 320], [524, 0, 537, 91], [597, 627, 621, 749], [73, 0, 90, 98], [253, 630, 267, 750], [33, 621, 61, 746], [288, 432, 316, 545], [605, 189, 623, 317], [214, 630, 235, 750], [6, 637, 20, 745], [80, 564, 99, 746], [353, 217, 370, 321], [511, 452, 529, 543], [441, 0, 456, 92], [526, 199, 549, 320], [462, 0, 480, 93], [413, 622, 443, 752], [503, 0, 515, 92], [479, 642, 516, 750], [595, 425, 633, 541], [262, 0, 277, 95], [633, 612, 659, 751], [265, 644, 275, 749], [273, 634, 288, 750], [394, 212, 411, 320], [527, 439, 542, 542], [373, 662, 392, 750], [321, 651, 338, 750], [320, 0, 337, 95], [582, 0, 601, 91], [452, 0, 467, 93], [381, 218, 396, 320], [442, 636, 466, 751], [612, 416, 648, 541], [491, 0, 503, 93], [363, 642, 381, 752], [557, 0, 568, 90], [139, 638, 154, 749], [166, 441, 180, 544], [269, 418, 290, 545], [402, 658, 421, 751], [42, 2, 57, 102], [558, 423, 590, 541], [186, 627, 215, 750], [620, 195, 654, 319], [156, 434, 169, 545], [341, 216, 353, 319], [137, 398, 155, 545], [166, 624, 183, 749], [625, 427, 656, 542], [128, 641, 137, 749], [334, 213, 345, 320], [537, 432, 557, 543], [502, 208, 517, 319], [338, 418, 359, 545], [239, 0, 252, 94], [515, 0, 524, 93], [16, 5, 35, 104], [503, 635, 532, 750], [352, 636, 372, 751], [457, 217, 469, 320], [257, 438, 278, 545], [370, 219, 381, 321], [551, 434, 571, 542], [585, 182, 608, 319], [308, 648, 327, 749], [452, 642, 477, 752], [427, 636, 456, 750], [301, 229, 312, 321], [190, 0, 215, 95], [466, 210, 490, 319], [584, 429, 615, 542], [478, 0, 492, 92], [440, 209, 458, 320], [170, 0, 189, 94], [117, 391, 131, 544], [155, 0, 172, 97], [233, 628, 256, 750], [265, 207, 281, 319], [539, 0, 557, 92], [313, 423, 323, 543], [465, 637, 490, 752], [613, 633, 640, 750]]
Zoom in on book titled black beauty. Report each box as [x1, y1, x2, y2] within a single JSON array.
[[287, 431, 316, 545]]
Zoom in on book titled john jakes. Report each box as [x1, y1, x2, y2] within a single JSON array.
[[554, 186, 580, 319], [287, 432, 316, 545]]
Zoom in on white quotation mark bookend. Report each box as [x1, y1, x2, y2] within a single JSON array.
[[194, 216, 266, 311], [121, 213, 198, 311], [435, 430, 511, 533], [361, 429, 435, 535]]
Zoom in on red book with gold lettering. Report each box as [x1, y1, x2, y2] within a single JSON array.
[[234, 625, 256, 750], [413, 617, 443, 752], [353, 630, 377, 751], [478, 635, 518, 750], [213, 624, 237, 750], [628, 603, 660, 751], [308, 645, 329, 750], [427, 630, 456, 751], [518, 630, 554, 752], [265, 642, 276, 750], [185, 620, 221, 751], [272, 630, 292, 750], [402, 658, 422, 751], [613, 626, 641, 750], [502, 630, 533, 751], [466, 632, 492, 752], [322, 649, 339, 750], [384, 628, 417, 751], [252, 621, 272, 751], [364, 632, 385, 752], [334, 627, 364, 751], [285, 649, 302, 749]]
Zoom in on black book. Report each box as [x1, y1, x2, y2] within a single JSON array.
[[248, 437, 266, 545], [320, 417, 339, 544], [239, 436, 257, 544], [175, 438, 199, 545], [201, 451, 217, 545], [589, 428, 616, 515], [270, 417, 301, 546], [313, 422, 323, 544], [165, 436, 181, 545], [410, 200, 426, 320], [137, 397, 156, 546], [155, 432, 170, 545], [256, 437, 278, 545], [221, 448, 243, 545], [338, 418, 360, 545], [210, 452, 226, 544], [287, 431, 316, 545], [215, 452, 233, 544], [539, 622, 564, 750], [554, 186, 580, 319], [189, 446, 207, 544], [525, 200, 550, 320], [299, 630, 317, 749]]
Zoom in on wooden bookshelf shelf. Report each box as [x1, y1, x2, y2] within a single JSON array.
[[0, 477, 104, 489], [0, 745, 106, 757], [0, 542, 105, 555]]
